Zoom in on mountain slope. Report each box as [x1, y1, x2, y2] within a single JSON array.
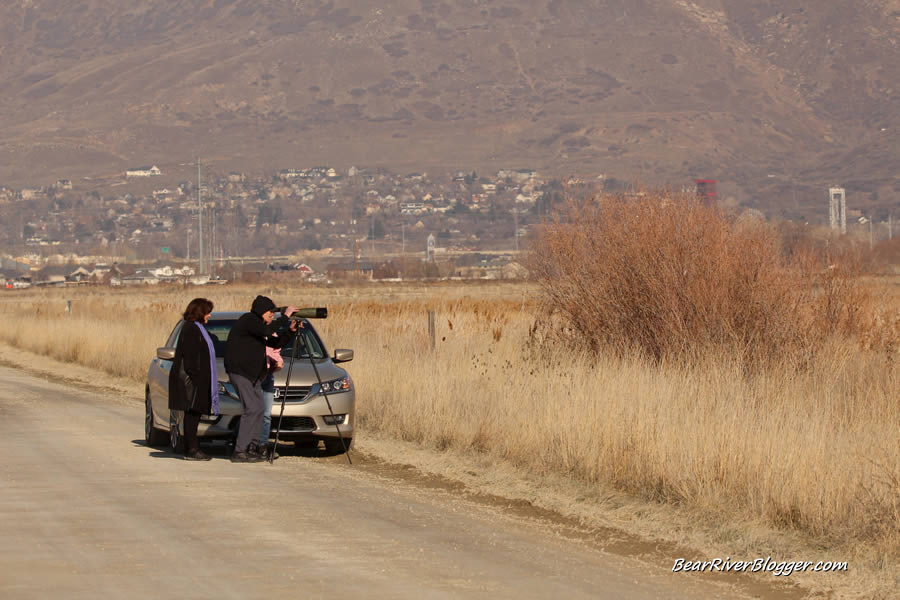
[[0, 0, 897, 217]]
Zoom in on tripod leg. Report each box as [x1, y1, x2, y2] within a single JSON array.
[[270, 333, 301, 464]]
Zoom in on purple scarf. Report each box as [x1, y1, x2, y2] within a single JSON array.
[[195, 322, 220, 416]]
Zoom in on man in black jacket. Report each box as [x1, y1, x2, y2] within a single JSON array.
[[225, 295, 297, 462]]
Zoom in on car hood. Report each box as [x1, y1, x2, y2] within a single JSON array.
[[215, 358, 348, 386]]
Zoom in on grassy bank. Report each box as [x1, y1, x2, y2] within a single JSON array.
[[0, 280, 896, 597]]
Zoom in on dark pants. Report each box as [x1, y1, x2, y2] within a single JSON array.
[[183, 410, 202, 453], [229, 372, 263, 453]]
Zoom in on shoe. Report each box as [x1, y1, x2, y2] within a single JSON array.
[[184, 449, 212, 461], [260, 444, 279, 460], [230, 451, 265, 463], [248, 441, 265, 457], [250, 441, 277, 460]]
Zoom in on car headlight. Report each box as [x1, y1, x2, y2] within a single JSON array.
[[217, 381, 239, 399], [320, 377, 351, 393]]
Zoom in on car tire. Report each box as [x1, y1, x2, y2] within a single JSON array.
[[145, 392, 168, 447], [169, 410, 184, 454], [324, 437, 352, 455]]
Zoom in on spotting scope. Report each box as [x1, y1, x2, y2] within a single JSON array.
[[277, 306, 328, 319]]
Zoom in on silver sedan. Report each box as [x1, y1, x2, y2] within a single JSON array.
[[145, 311, 355, 454]]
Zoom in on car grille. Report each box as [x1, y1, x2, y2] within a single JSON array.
[[272, 416, 317, 432], [273, 386, 311, 402]]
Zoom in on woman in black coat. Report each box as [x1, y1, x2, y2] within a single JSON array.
[[168, 297, 219, 461]]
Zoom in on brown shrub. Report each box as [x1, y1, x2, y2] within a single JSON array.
[[530, 191, 867, 368]]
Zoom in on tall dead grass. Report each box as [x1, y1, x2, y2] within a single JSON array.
[[0, 277, 896, 596]]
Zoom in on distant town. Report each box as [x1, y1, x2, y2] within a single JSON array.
[[4, 161, 892, 288], [1, 164, 598, 287]]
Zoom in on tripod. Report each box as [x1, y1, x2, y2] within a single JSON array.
[[270, 322, 352, 465]]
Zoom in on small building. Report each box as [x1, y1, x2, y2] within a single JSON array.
[[400, 202, 425, 215], [126, 165, 162, 177], [121, 271, 161, 285], [67, 266, 93, 282], [326, 261, 375, 280]]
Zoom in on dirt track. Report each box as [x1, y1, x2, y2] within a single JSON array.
[[0, 365, 800, 599]]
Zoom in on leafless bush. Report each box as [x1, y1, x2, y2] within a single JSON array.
[[530, 191, 868, 369]]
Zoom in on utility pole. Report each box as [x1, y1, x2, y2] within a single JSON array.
[[401, 221, 405, 257], [212, 204, 217, 275], [869, 216, 874, 250], [187, 229, 191, 261], [215, 208, 218, 269], [198, 158, 204, 275], [889, 213, 893, 241], [513, 207, 519, 252]]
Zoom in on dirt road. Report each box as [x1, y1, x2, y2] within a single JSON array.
[[0, 365, 783, 599]]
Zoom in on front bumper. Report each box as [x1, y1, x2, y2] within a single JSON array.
[[196, 389, 355, 440]]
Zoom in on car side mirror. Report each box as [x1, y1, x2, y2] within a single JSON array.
[[157, 347, 176, 360], [332, 348, 354, 363]]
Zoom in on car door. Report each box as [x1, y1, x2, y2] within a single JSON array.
[[149, 321, 184, 428]]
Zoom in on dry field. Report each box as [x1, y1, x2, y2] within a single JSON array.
[[0, 277, 897, 598]]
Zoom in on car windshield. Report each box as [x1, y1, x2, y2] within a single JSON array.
[[278, 327, 325, 360], [203, 320, 235, 358], [202, 319, 326, 359]]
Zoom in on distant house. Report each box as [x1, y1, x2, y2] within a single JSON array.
[[56, 179, 73, 190], [121, 271, 161, 285], [141, 265, 195, 282], [280, 167, 331, 181], [400, 202, 425, 215], [498, 168, 538, 183], [40, 275, 67, 287], [126, 165, 162, 177], [67, 266, 93, 282], [327, 261, 375, 280]]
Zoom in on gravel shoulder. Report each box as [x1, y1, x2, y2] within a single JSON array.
[[0, 344, 810, 599]]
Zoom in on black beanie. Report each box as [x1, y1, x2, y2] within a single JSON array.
[[251, 295, 277, 316]]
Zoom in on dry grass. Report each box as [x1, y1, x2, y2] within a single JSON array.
[[0, 277, 897, 598]]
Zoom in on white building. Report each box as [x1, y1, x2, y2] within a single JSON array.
[[126, 165, 162, 177]]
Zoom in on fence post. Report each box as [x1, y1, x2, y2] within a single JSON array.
[[427, 310, 435, 350]]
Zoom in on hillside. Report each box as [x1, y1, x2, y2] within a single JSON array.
[[0, 0, 898, 218]]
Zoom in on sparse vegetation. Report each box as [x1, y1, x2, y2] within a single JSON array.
[[0, 272, 897, 598]]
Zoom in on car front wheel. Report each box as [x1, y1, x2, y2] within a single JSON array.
[[145, 391, 168, 447]]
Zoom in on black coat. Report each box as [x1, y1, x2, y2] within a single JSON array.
[[168, 320, 214, 413], [224, 311, 291, 383]]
